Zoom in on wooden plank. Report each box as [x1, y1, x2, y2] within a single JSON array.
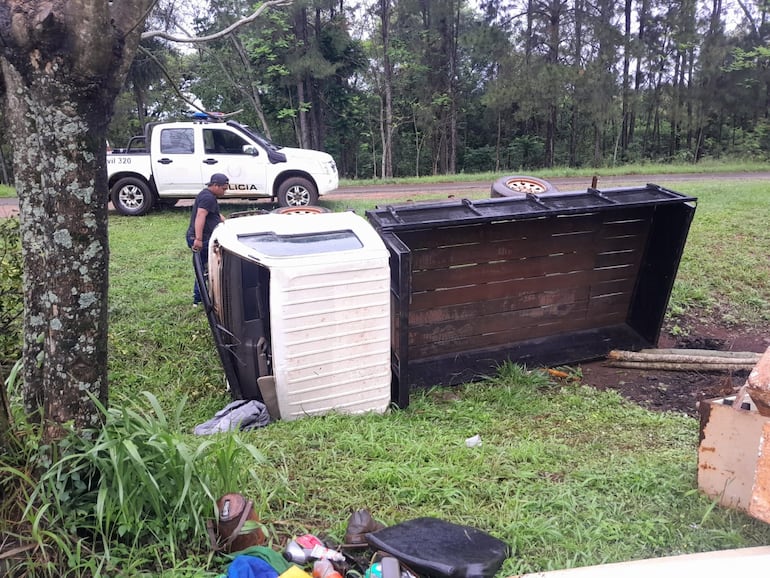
[[586, 291, 634, 319], [411, 231, 597, 270], [406, 324, 650, 386], [598, 218, 650, 240], [409, 299, 591, 342], [409, 313, 618, 359], [399, 213, 604, 249], [408, 286, 591, 325], [593, 233, 647, 253], [410, 267, 638, 310], [589, 276, 637, 298], [593, 248, 643, 269], [410, 250, 597, 291]]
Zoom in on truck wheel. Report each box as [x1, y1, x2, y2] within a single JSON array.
[[271, 205, 330, 214], [111, 177, 155, 216], [277, 177, 318, 207], [490, 175, 557, 198]]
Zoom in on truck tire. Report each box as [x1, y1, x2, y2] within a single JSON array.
[[271, 205, 330, 214], [277, 177, 318, 207], [490, 175, 557, 198], [111, 177, 155, 216]]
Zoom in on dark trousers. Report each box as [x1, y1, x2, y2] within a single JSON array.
[[186, 234, 208, 304]]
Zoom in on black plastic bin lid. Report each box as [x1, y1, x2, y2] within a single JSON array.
[[365, 517, 510, 578]]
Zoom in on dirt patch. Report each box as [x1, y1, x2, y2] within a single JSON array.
[[577, 315, 770, 417]]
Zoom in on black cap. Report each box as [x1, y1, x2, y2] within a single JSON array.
[[207, 173, 229, 186]]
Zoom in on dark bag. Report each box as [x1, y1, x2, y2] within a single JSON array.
[[365, 517, 510, 578], [208, 493, 266, 553]]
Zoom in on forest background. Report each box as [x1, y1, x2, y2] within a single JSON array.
[[2, 0, 766, 185]]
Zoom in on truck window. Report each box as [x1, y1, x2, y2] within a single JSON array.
[[204, 128, 252, 155], [160, 128, 194, 154]]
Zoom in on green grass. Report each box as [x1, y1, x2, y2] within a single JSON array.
[[101, 180, 770, 574], [664, 182, 770, 327], [0, 184, 14, 198], [337, 159, 770, 187], [5, 175, 770, 575]]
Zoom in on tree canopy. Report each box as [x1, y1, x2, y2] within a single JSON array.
[[95, 0, 770, 181]]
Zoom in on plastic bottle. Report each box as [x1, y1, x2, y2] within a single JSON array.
[[309, 544, 345, 563], [313, 559, 344, 578], [284, 535, 345, 564]]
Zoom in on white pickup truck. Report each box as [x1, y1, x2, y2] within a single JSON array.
[[106, 117, 339, 216]]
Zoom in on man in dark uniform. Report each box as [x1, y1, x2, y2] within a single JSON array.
[[186, 173, 229, 306]]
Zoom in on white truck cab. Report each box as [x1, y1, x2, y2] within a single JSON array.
[[106, 117, 338, 216]]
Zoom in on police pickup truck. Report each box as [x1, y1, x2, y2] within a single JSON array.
[[106, 115, 339, 216]]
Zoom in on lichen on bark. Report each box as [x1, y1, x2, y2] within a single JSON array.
[[0, 0, 151, 440]]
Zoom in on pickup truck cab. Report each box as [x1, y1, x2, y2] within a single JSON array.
[[106, 117, 339, 216]]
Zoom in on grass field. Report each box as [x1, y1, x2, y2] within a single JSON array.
[[3, 176, 770, 576], [101, 179, 770, 575]]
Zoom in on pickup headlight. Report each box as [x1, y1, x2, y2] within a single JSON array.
[[320, 159, 337, 175]]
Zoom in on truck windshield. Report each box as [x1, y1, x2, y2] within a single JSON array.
[[237, 230, 363, 257], [229, 122, 282, 152]]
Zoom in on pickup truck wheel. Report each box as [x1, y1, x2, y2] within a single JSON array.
[[111, 177, 154, 216], [277, 177, 318, 207]]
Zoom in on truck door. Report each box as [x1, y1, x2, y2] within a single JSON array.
[[202, 128, 269, 198], [151, 127, 200, 195]]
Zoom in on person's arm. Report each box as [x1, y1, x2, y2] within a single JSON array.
[[192, 207, 209, 252]]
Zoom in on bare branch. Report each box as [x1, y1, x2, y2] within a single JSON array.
[[140, 0, 291, 44], [135, 45, 205, 113]]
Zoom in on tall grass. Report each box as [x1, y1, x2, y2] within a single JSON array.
[[5, 390, 266, 575], [3, 176, 770, 575]]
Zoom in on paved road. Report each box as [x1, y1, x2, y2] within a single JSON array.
[[2, 171, 769, 218]]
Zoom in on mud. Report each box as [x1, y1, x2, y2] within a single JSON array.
[[578, 315, 770, 417]]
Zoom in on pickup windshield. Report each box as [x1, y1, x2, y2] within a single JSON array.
[[228, 122, 282, 152]]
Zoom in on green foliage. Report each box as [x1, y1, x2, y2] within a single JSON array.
[[507, 136, 546, 170], [7, 392, 266, 575], [99, 0, 770, 179], [0, 218, 22, 365], [461, 145, 497, 173]]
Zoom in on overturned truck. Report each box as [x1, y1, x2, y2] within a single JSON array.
[[197, 180, 697, 420]]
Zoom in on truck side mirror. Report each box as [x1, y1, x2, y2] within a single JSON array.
[[242, 145, 259, 156]]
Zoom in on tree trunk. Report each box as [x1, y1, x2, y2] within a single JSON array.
[[630, 0, 648, 148], [0, 0, 150, 441], [228, 35, 273, 139], [133, 83, 147, 129], [447, 0, 460, 174], [0, 141, 9, 184], [297, 79, 310, 149], [621, 0, 631, 154], [380, 0, 394, 178], [2, 61, 111, 439], [293, 7, 311, 149], [570, 0, 584, 167]]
